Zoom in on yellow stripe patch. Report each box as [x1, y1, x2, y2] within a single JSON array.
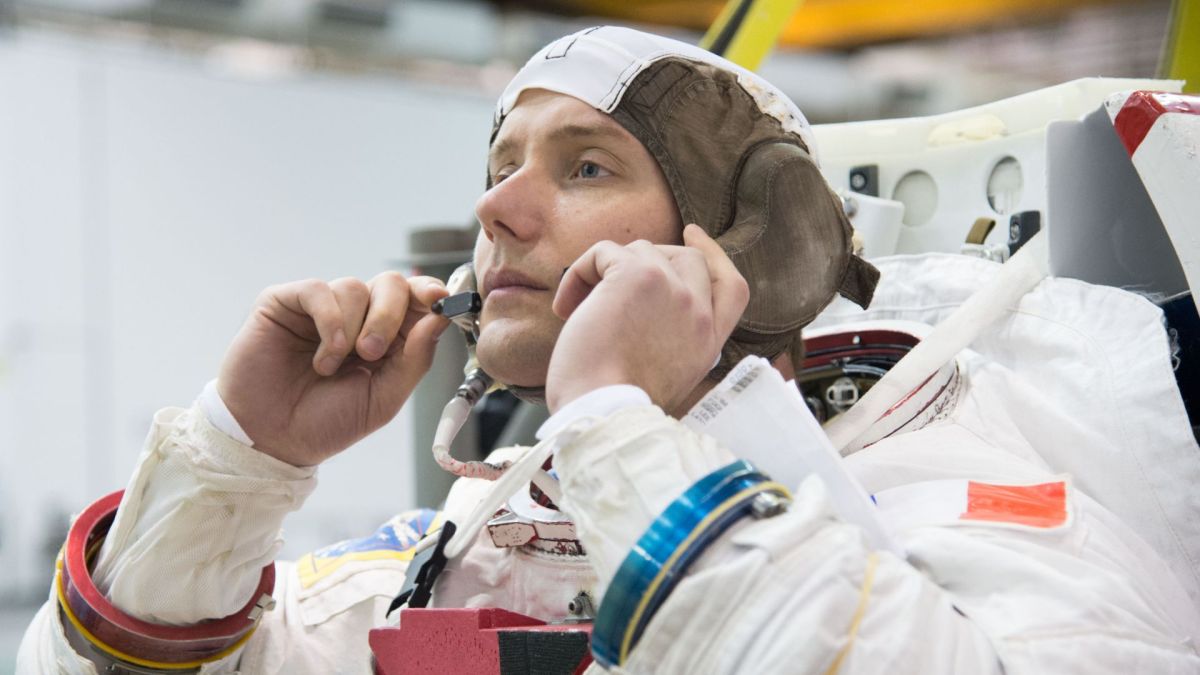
[[296, 509, 441, 589]]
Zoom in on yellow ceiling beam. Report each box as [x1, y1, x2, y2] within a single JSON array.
[[779, 0, 1123, 48], [542, 1, 722, 29], [700, 0, 806, 70], [1161, 0, 1199, 92], [541, 0, 1127, 49]]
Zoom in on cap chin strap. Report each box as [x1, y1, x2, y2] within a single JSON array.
[[505, 384, 547, 406]]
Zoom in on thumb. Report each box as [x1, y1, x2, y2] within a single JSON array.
[[377, 311, 449, 397]]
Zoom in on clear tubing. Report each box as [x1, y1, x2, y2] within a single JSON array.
[[431, 395, 510, 480], [444, 436, 557, 559]]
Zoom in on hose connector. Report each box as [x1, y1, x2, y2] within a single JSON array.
[[457, 368, 493, 406]]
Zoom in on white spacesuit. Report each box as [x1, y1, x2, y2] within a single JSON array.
[[18, 26, 1200, 674]]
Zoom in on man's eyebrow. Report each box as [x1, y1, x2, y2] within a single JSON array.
[[545, 122, 628, 145], [489, 136, 517, 167], [489, 122, 628, 166]]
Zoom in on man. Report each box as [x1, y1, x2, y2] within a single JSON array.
[[19, 26, 1200, 674]]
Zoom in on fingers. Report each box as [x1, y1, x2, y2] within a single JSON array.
[[356, 272, 411, 361], [265, 272, 450, 378], [330, 276, 370, 357], [658, 243, 713, 313], [272, 280, 351, 376], [376, 310, 446, 396], [682, 224, 749, 339], [397, 276, 451, 339], [553, 240, 623, 320], [409, 275, 451, 310], [554, 236, 719, 324], [374, 277, 450, 404], [357, 273, 450, 361]]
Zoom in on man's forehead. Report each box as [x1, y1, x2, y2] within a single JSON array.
[[489, 90, 635, 160]]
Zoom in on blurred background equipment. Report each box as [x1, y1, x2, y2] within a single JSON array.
[[0, 0, 1191, 671], [401, 225, 479, 508]]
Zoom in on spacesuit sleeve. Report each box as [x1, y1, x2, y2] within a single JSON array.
[[552, 405, 1200, 674], [91, 404, 317, 624], [17, 402, 319, 674]]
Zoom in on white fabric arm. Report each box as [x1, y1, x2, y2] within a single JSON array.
[[551, 407, 1200, 673], [92, 400, 316, 625]]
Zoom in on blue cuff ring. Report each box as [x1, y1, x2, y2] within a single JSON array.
[[591, 460, 791, 667]]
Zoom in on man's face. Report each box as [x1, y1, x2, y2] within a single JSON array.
[[472, 90, 682, 388]]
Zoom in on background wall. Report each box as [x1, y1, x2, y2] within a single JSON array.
[[0, 28, 494, 651]]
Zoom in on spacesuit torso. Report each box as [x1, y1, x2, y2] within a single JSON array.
[[20, 251, 1200, 674]]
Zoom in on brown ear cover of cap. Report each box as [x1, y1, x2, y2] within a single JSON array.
[[718, 141, 879, 374], [611, 57, 879, 377]]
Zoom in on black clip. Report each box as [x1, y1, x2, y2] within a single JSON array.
[[431, 292, 482, 319], [1007, 210, 1041, 256], [386, 520, 457, 616]]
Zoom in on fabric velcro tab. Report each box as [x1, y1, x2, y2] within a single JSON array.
[[293, 510, 440, 627], [838, 255, 880, 310], [872, 477, 1072, 533], [962, 480, 1068, 529]]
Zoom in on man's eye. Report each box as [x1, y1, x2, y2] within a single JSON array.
[[575, 161, 610, 179]]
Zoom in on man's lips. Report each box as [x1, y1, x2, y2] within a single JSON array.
[[481, 268, 549, 296]]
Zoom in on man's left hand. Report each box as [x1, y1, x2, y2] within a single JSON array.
[[546, 224, 749, 414]]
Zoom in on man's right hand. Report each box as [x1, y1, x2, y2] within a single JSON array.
[[217, 272, 450, 467]]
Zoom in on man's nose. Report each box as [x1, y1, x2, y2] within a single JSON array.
[[474, 167, 547, 243]]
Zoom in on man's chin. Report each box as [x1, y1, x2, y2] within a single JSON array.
[[474, 317, 556, 389]]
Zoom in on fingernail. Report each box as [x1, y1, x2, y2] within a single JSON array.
[[361, 334, 385, 359], [332, 328, 348, 350], [561, 267, 570, 280], [319, 354, 340, 374]]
